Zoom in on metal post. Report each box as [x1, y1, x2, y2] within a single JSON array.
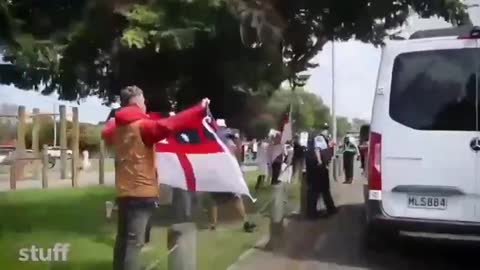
[[59, 105, 67, 179], [32, 108, 40, 179], [99, 140, 105, 185], [167, 223, 197, 270], [267, 182, 285, 250], [42, 144, 49, 188], [168, 189, 197, 270], [331, 40, 337, 151], [331, 40, 338, 182], [71, 107, 79, 187]]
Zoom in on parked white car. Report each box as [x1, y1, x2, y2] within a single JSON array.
[[365, 26, 480, 248], [47, 147, 72, 159]]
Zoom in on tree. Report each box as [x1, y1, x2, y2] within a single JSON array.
[[351, 118, 369, 132], [0, 0, 472, 124], [246, 88, 331, 138], [79, 124, 102, 153], [25, 115, 55, 149], [336, 116, 352, 140], [24, 119, 102, 153]]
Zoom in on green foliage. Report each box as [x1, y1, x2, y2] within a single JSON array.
[[247, 88, 331, 138], [0, 121, 16, 143], [122, 27, 150, 49], [351, 118, 369, 132], [23, 118, 102, 153], [25, 115, 55, 148], [336, 116, 353, 140], [0, 0, 472, 125], [79, 124, 102, 152]]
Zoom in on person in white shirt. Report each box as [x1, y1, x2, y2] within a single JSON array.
[[81, 150, 91, 170], [254, 138, 270, 191], [251, 138, 258, 160], [278, 142, 294, 183]]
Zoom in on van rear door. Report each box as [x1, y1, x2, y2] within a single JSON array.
[[381, 38, 480, 222]]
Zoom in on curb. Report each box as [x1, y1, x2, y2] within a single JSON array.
[[226, 218, 292, 270], [226, 235, 270, 270]]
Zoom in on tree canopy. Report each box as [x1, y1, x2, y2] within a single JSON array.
[[0, 0, 472, 125], [248, 88, 331, 137]]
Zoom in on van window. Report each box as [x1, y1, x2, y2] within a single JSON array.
[[389, 49, 479, 131]]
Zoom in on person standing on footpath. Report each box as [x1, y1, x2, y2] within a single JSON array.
[[341, 136, 359, 184], [102, 85, 210, 270], [305, 131, 337, 219]]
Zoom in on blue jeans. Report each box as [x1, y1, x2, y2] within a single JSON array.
[[113, 198, 157, 270]]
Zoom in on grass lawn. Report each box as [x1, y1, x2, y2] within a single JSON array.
[[0, 170, 291, 270]]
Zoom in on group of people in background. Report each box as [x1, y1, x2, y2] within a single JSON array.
[[247, 126, 369, 220], [252, 134, 295, 191]]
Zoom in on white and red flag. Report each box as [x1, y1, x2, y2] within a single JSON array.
[[154, 107, 254, 200]]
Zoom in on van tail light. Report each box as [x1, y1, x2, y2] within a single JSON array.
[[368, 132, 382, 191]]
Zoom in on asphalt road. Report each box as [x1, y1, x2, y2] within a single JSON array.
[[309, 184, 480, 270], [232, 164, 480, 270]]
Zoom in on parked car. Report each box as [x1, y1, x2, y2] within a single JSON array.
[[0, 146, 15, 165], [47, 147, 72, 159], [46, 147, 72, 168], [365, 26, 480, 248]]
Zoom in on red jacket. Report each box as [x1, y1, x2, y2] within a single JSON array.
[[102, 104, 205, 198]]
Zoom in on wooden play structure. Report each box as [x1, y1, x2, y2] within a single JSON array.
[[0, 105, 80, 190]]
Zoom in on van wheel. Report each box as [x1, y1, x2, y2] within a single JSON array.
[[365, 224, 394, 251]]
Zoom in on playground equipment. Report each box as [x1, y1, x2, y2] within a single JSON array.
[[0, 105, 80, 189]]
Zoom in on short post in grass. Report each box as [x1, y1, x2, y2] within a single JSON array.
[[59, 105, 68, 179], [32, 108, 41, 179], [267, 182, 286, 250], [71, 107, 79, 187], [168, 188, 197, 270], [15, 105, 27, 182], [41, 144, 49, 188], [99, 139, 105, 185]]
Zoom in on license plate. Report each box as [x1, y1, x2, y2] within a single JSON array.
[[407, 195, 447, 210]]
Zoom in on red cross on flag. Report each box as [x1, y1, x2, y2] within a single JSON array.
[[155, 108, 254, 200]]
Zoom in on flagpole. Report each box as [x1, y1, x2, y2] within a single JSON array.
[[331, 39, 338, 182], [331, 40, 337, 148]]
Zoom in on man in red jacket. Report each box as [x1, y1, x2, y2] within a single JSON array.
[[102, 85, 209, 270]]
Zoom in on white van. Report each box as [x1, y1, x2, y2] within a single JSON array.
[[365, 26, 480, 248]]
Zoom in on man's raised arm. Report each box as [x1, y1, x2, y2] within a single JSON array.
[[140, 99, 209, 145]]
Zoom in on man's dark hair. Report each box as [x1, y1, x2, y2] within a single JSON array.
[[120, 85, 143, 107]]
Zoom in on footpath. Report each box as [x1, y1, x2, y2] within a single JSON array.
[[228, 165, 366, 270]]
